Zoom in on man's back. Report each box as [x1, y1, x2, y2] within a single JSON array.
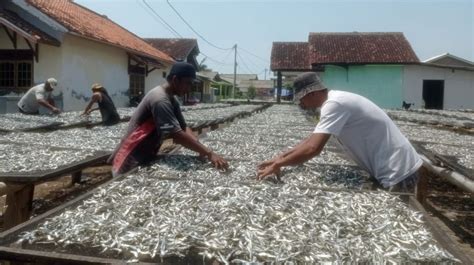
[[314, 90, 422, 187], [18, 84, 47, 113]]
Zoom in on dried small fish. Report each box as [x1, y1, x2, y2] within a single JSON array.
[[16, 105, 458, 263]]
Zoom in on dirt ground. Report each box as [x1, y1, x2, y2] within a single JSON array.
[[425, 172, 474, 259]]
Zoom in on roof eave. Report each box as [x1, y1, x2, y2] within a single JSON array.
[[0, 16, 60, 46]]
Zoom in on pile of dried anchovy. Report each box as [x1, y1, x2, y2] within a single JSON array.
[[395, 121, 474, 170], [386, 109, 473, 128], [181, 103, 231, 112], [19, 178, 456, 263], [16, 105, 458, 263], [0, 107, 134, 132], [0, 143, 97, 173], [408, 109, 474, 121]]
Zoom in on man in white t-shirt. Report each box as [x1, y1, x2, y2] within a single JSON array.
[[17, 78, 61, 114], [257, 72, 423, 192]]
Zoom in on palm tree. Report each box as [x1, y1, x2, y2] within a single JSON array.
[[199, 57, 209, 71]]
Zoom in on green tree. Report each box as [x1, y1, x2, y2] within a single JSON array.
[[198, 57, 209, 71], [247, 85, 256, 99]]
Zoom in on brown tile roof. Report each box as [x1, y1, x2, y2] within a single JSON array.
[[145, 38, 198, 60], [0, 9, 60, 46], [26, 0, 174, 64], [309, 32, 419, 65], [271, 42, 310, 71]]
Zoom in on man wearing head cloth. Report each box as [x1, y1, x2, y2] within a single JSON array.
[[17, 78, 61, 114], [110, 62, 228, 176], [82, 83, 121, 125], [257, 72, 422, 193]]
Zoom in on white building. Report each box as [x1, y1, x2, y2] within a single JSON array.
[[0, 0, 174, 113], [403, 54, 474, 109]]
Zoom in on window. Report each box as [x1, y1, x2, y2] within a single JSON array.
[[0, 62, 15, 88], [17, 62, 32, 88], [129, 64, 146, 99], [0, 50, 33, 91], [129, 73, 145, 98]]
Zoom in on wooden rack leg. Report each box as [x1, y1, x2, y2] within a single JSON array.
[[3, 183, 35, 230]]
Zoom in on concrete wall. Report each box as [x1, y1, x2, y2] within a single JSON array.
[[145, 68, 168, 94], [403, 65, 474, 109], [321, 65, 404, 108], [52, 35, 130, 111]]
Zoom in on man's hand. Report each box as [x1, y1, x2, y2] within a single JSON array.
[[207, 152, 229, 170], [51, 107, 61, 114], [257, 155, 282, 169], [257, 162, 281, 181]]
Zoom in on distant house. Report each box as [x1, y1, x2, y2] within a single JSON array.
[[271, 32, 474, 109], [424, 53, 474, 68], [195, 71, 234, 102], [145, 38, 212, 103], [220, 74, 258, 96], [145, 38, 199, 69], [0, 0, 174, 113], [239, 80, 274, 99], [405, 54, 474, 109]]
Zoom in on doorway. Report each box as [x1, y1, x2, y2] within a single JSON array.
[[422, 80, 444, 109]]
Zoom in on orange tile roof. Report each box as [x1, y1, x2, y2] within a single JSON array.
[[146, 38, 198, 61], [309, 32, 419, 65], [27, 0, 174, 64], [271, 42, 310, 71]]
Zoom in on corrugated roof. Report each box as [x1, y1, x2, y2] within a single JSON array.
[[309, 32, 419, 65], [27, 0, 174, 64], [145, 38, 198, 61], [270, 42, 310, 71]]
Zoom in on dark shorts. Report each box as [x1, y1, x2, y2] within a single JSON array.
[[18, 107, 39, 115], [388, 172, 419, 193]]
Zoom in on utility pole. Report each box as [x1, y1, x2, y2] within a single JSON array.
[[233, 44, 237, 98], [264, 68, 267, 80]]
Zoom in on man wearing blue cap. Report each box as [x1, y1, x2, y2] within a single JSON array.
[[257, 72, 422, 193], [110, 62, 228, 176]]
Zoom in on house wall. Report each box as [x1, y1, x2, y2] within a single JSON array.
[[321, 65, 404, 108], [45, 34, 130, 111], [403, 65, 474, 109], [145, 68, 169, 94]]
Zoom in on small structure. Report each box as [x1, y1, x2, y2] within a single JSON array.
[[0, 0, 174, 113], [404, 54, 474, 109]]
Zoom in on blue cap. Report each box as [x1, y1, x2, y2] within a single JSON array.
[[167, 62, 196, 80]]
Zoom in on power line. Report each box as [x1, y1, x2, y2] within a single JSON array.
[[239, 46, 270, 64], [166, 0, 233, 51], [142, 0, 182, 38], [237, 52, 255, 74], [239, 51, 263, 72], [200, 51, 234, 66], [216, 48, 234, 64]]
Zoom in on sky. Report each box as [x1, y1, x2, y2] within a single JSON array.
[[76, 0, 473, 80]]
